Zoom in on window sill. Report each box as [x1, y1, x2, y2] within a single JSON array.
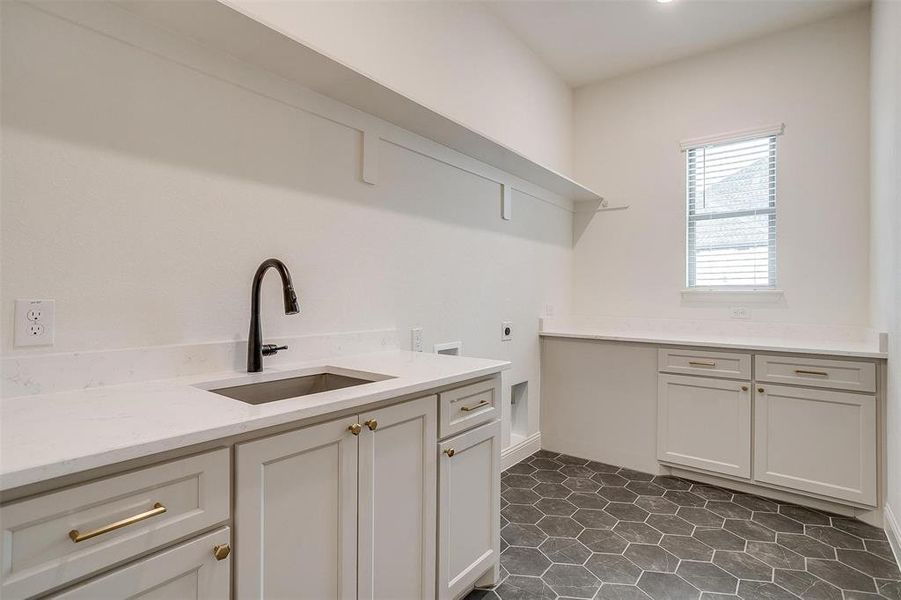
[[681, 288, 785, 303]]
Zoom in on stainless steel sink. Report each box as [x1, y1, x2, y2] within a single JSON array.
[[208, 371, 389, 405]]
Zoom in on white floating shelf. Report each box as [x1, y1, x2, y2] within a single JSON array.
[[122, 0, 602, 202]]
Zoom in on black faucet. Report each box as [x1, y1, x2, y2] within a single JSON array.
[[247, 258, 300, 372]]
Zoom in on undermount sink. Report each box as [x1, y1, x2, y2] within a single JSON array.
[[207, 370, 392, 405]]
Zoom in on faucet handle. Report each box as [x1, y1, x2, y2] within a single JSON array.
[[261, 344, 288, 356]]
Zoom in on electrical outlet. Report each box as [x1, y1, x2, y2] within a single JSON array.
[[15, 299, 55, 347], [730, 306, 750, 320], [411, 327, 424, 352], [501, 321, 512, 341], [545, 304, 555, 317]]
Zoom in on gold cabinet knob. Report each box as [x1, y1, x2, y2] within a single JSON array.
[[741, 385, 748, 391], [348, 423, 362, 435], [758, 387, 765, 393], [213, 543, 231, 561], [444, 448, 455, 457], [364, 419, 378, 431]]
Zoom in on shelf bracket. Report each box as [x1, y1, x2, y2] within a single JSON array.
[[573, 197, 629, 243], [361, 129, 378, 185], [502, 184, 513, 220]]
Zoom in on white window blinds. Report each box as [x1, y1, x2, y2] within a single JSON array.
[[686, 134, 777, 288]]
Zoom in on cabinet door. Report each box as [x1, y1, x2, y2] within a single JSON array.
[[51, 527, 230, 599], [754, 384, 877, 506], [657, 374, 751, 478], [438, 420, 501, 600], [236, 417, 358, 600], [358, 396, 437, 600]]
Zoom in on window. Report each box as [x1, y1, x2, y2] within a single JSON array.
[[686, 133, 777, 289]]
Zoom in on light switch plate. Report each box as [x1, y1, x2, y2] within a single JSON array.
[[15, 299, 55, 347]]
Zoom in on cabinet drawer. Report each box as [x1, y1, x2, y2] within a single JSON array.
[[50, 527, 231, 599], [439, 379, 499, 439], [755, 355, 876, 392], [1, 449, 230, 600], [754, 385, 877, 506], [658, 348, 751, 380]]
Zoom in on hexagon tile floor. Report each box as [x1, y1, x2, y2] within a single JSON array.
[[465, 450, 901, 600]]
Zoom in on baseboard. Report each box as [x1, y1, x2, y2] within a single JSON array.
[[501, 432, 541, 470], [885, 503, 901, 571]]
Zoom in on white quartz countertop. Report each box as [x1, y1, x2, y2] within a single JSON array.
[[540, 328, 888, 359], [0, 350, 509, 492]]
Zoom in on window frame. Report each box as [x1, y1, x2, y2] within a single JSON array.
[[683, 126, 783, 291]]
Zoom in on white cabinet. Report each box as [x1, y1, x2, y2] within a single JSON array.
[[236, 416, 358, 600], [358, 397, 437, 600], [754, 384, 877, 506], [236, 395, 438, 600], [657, 374, 751, 478], [438, 420, 501, 600], [51, 528, 231, 600], [1, 449, 230, 600]]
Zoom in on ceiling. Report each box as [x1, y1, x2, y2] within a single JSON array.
[[484, 0, 868, 87]]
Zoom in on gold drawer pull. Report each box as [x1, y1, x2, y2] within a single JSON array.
[[460, 399, 490, 412], [364, 419, 378, 431], [689, 361, 716, 367], [348, 423, 362, 435], [69, 502, 166, 543], [444, 448, 455, 457], [795, 369, 828, 377]]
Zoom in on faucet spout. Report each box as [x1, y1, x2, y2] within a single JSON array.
[[248, 258, 300, 373]]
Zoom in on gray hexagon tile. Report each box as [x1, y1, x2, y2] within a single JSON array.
[[646, 513, 694, 536], [805, 525, 865, 550], [540, 537, 592, 565], [502, 546, 551, 576], [661, 535, 715, 561], [614, 522, 664, 544], [636, 496, 680, 515], [637, 571, 700, 599], [676, 561, 737, 594], [712, 551, 773, 581], [468, 451, 901, 600], [542, 563, 600, 598], [624, 543, 680, 573], [586, 553, 643, 584], [693, 528, 746, 551], [537, 497, 578, 516], [750, 512, 804, 534], [573, 508, 617, 529]]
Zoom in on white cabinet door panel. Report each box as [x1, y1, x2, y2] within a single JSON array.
[[657, 374, 751, 478], [438, 420, 501, 600], [236, 417, 358, 600], [358, 396, 437, 600], [754, 384, 877, 506]]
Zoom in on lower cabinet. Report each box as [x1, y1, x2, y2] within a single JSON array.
[[438, 420, 501, 600], [235, 395, 437, 600], [51, 527, 231, 599], [657, 374, 751, 478], [236, 414, 359, 599], [754, 384, 877, 506]]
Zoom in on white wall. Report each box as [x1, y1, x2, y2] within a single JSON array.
[[228, 0, 573, 176], [572, 10, 871, 326], [869, 0, 901, 551], [0, 2, 572, 447]]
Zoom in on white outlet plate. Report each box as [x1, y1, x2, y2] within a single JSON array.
[[502, 321, 513, 341], [730, 306, 750, 320], [411, 327, 424, 352], [15, 299, 55, 347]]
